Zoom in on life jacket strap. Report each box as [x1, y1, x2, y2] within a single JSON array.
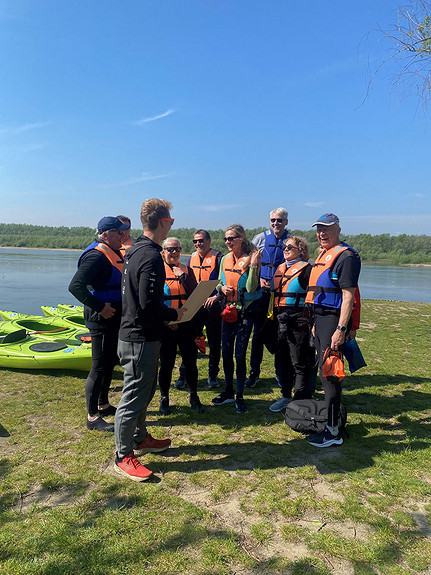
[[307, 285, 340, 297], [224, 268, 243, 275]]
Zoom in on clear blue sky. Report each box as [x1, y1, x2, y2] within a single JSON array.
[[1, 1, 430, 236]]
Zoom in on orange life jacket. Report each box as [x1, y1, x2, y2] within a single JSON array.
[[120, 238, 132, 257], [163, 262, 188, 309], [189, 249, 219, 282], [272, 261, 309, 308], [221, 252, 249, 302], [93, 242, 124, 275], [305, 245, 349, 308]]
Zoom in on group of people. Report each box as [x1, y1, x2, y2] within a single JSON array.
[[69, 200, 361, 481]]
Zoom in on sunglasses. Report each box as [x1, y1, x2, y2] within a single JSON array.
[[283, 244, 297, 251], [270, 218, 284, 224], [224, 235, 240, 242], [164, 246, 182, 253], [159, 218, 175, 225], [193, 239, 205, 244]]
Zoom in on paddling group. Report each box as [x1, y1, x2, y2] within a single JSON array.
[[69, 201, 361, 482]]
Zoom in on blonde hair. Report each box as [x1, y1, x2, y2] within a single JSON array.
[[225, 224, 257, 271], [140, 199, 172, 231]]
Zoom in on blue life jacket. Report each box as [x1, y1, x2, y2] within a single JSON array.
[[260, 229, 289, 280], [78, 241, 124, 303]]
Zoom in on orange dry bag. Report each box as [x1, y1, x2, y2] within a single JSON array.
[[322, 348, 345, 383]]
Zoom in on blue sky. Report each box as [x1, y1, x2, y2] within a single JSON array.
[[0, 0, 430, 236]]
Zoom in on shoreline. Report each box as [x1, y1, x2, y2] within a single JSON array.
[[1, 246, 431, 266], [0, 246, 81, 252]]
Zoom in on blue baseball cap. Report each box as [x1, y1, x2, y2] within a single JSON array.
[[312, 213, 340, 227], [97, 216, 130, 233]]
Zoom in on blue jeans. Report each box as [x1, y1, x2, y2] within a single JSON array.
[[221, 311, 254, 396]]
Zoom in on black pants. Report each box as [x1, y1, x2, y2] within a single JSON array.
[[85, 319, 120, 416], [314, 307, 348, 427], [159, 322, 198, 397], [179, 302, 222, 380], [275, 310, 314, 400]]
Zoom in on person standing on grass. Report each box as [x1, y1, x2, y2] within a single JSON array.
[[114, 199, 186, 482], [305, 213, 361, 448], [246, 208, 290, 389], [175, 229, 223, 390], [158, 237, 204, 415], [269, 236, 314, 413], [69, 216, 130, 432], [212, 224, 262, 414]]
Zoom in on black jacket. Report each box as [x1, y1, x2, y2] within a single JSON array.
[[119, 234, 178, 342], [68, 245, 123, 331]]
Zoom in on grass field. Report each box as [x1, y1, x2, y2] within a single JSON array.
[[1, 300, 431, 575]]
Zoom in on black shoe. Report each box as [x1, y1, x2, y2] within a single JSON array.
[[189, 393, 205, 413], [212, 390, 235, 405], [235, 397, 248, 413], [86, 417, 114, 432], [245, 375, 260, 388], [174, 377, 187, 390], [98, 404, 117, 417], [159, 397, 171, 415]]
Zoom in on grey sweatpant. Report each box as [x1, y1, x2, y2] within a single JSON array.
[[114, 339, 161, 459]]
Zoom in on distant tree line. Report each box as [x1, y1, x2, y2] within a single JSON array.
[[0, 223, 430, 265]]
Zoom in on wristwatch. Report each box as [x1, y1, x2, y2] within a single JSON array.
[[336, 325, 347, 332]]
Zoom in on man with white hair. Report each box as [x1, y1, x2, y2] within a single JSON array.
[[305, 213, 361, 447], [246, 207, 290, 388]]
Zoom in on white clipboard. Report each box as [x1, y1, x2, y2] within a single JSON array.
[[170, 279, 220, 324]]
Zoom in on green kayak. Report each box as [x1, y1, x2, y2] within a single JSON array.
[[0, 329, 92, 371], [0, 310, 91, 343], [41, 304, 84, 317]]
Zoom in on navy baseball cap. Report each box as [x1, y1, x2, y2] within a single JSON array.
[[312, 213, 340, 227], [97, 216, 130, 233]]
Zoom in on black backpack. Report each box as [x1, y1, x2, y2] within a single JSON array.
[[285, 399, 347, 436]]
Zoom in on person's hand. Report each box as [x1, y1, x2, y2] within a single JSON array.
[[172, 266, 185, 278], [176, 306, 187, 322], [222, 285, 234, 301], [260, 278, 271, 289], [311, 324, 316, 337], [99, 303, 116, 319], [250, 250, 262, 267], [204, 295, 217, 309], [330, 328, 346, 351], [349, 330, 357, 339]]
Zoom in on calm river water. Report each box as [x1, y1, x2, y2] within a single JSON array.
[[0, 247, 430, 315]]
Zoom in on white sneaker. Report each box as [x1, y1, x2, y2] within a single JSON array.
[[269, 396, 292, 412]]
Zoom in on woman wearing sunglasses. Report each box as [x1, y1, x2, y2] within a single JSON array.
[[159, 237, 204, 414], [212, 224, 262, 413], [269, 236, 314, 412]]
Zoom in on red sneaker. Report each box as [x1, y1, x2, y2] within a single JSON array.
[[134, 433, 171, 456], [114, 452, 153, 482]]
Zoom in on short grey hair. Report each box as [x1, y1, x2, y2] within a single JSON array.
[[162, 237, 181, 249], [270, 207, 288, 220]]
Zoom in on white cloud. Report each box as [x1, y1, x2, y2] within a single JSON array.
[[0, 122, 50, 135], [102, 172, 169, 187], [131, 109, 176, 125], [200, 204, 244, 212]]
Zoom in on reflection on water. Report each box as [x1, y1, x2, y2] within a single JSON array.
[[0, 248, 430, 316]]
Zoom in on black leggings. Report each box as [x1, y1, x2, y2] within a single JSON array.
[[159, 323, 198, 397], [314, 309, 344, 427], [85, 321, 120, 416]]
